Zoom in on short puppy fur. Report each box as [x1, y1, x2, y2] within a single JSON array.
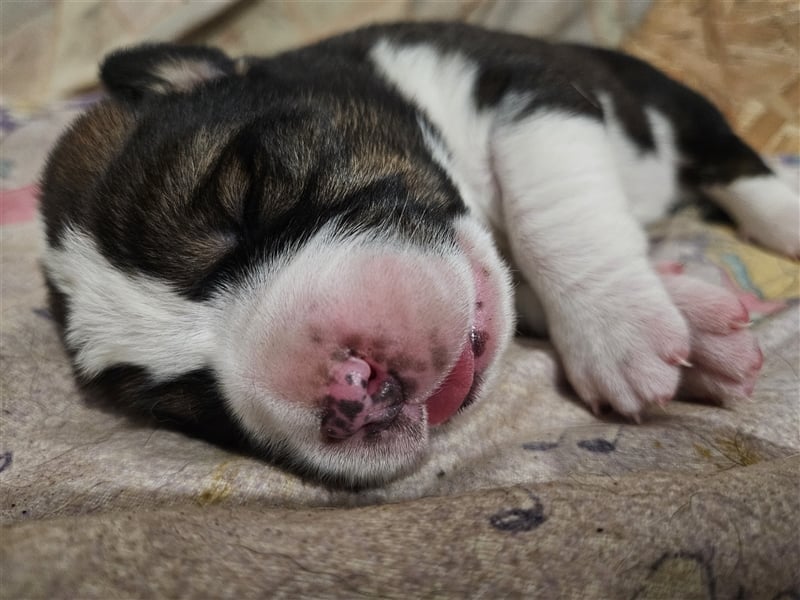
[[40, 22, 799, 487]]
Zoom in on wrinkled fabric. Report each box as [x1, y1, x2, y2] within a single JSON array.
[[1, 0, 647, 107]]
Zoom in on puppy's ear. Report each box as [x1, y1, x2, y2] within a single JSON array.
[[100, 44, 235, 102]]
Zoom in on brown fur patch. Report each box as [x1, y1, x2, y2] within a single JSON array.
[[41, 102, 135, 244]]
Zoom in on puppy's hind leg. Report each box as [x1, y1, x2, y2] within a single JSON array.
[[704, 164, 800, 258], [676, 98, 799, 257], [493, 110, 690, 419]]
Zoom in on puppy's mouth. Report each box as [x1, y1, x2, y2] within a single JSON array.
[[425, 331, 487, 426], [425, 255, 493, 426], [425, 337, 475, 425]]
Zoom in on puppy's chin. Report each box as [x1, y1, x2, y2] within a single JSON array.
[[213, 217, 514, 485], [247, 401, 430, 489]]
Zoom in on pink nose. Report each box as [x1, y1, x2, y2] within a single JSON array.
[[321, 356, 404, 440]]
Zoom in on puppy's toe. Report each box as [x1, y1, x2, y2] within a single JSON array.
[[659, 269, 764, 405], [555, 279, 689, 420]]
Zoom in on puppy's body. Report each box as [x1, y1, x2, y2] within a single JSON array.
[[40, 23, 797, 486]]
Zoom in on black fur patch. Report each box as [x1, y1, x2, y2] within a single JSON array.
[[576, 46, 771, 183], [83, 365, 246, 449], [101, 44, 236, 102], [44, 50, 466, 301]]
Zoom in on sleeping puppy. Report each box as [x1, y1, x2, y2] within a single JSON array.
[[40, 22, 798, 487]]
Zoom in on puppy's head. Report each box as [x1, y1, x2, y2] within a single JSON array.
[[41, 44, 514, 487]]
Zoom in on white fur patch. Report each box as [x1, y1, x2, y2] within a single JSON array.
[[705, 175, 800, 257], [42, 227, 217, 380], [369, 41, 500, 229], [600, 94, 679, 224], [154, 59, 227, 93], [493, 110, 649, 279], [490, 109, 688, 416]]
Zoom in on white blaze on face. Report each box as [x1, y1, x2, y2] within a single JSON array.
[[369, 40, 498, 227]]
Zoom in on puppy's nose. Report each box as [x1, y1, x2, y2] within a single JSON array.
[[321, 356, 404, 440]]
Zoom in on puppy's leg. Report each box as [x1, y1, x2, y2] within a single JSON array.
[[589, 45, 799, 258], [493, 112, 690, 419], [667, 85, 799, 258], [704, 173, 800, 258]]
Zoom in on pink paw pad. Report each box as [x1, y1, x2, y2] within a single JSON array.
[[657, 267, 763, 404]]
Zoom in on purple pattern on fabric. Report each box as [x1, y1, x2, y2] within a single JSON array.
[[64, 91, 105, 110], [0, 107, 20, 134]]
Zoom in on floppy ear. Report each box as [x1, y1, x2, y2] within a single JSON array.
[[100, 43, 235, 102]]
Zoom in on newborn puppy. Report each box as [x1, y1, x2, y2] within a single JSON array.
[[40, 22, 798, 487]]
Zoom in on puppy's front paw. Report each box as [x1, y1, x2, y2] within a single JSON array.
[[549, 273, 690, 420], [657, 264, 763, 403]]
